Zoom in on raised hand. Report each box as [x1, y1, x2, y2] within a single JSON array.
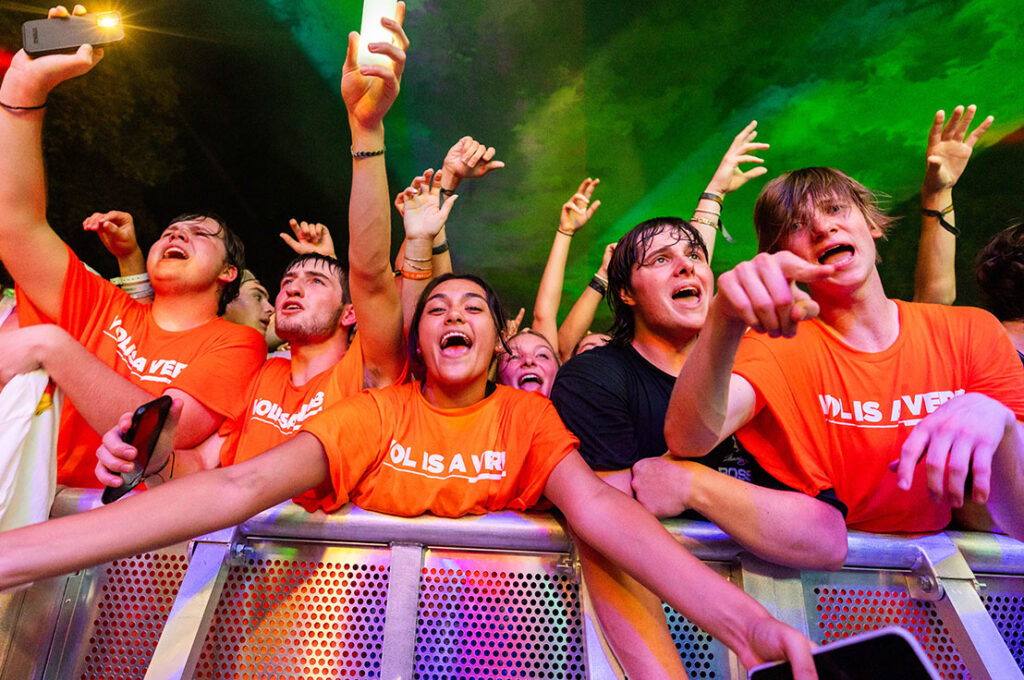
[[705, 121, 770, 196], [597, 243, 616, 278], [715, 251, 834, 337], [340, 2, 408, 132], [559, 178, 601, 235], [1, 5, 104, 106], [923, 105, 993, 194], [442, 136, 505, 185], [82, 210, 139, 261], [279, 218, 336, 258], [398, 169, 458, 242]]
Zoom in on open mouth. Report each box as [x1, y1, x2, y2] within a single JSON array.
[[818, 244, 854, 265], [671, 285, 701, 302], [517, 372, 543, 388], [440, 331, 473, 355], [280, 301, 303, 313], [162, 246, 188, 260]]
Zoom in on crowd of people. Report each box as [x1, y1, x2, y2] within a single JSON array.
[[0, 4, 1022, 679]]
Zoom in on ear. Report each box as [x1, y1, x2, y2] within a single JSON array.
[[218, 264, 238, 285], [618, 287, 637, 307], [867, 217, 884, 239], [339, 303, 357, 329]]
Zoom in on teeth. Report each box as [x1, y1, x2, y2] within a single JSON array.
[[440, 331, 471, 349], [518, 373, 542, 386], [672, 286, 699, 300], [163, 246, 187, 259]]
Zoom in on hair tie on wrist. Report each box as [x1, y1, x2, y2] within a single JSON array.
[[557, 228, 575, 237], [921, 204, 959, 237], [0, 100, 47, 111]]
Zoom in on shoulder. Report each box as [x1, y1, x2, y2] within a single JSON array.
[[555, 344, 635, 388], [897, 300, 1005, 340], [202, 318, 268, 348]]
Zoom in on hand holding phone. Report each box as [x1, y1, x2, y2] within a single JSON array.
[[748, 627, 941, 680], [101, 396, 172, 504], [22, 11, 124, 58]]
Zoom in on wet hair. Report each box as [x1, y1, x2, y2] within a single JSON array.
[[503, 329, 561, 366], [606, 217, 708, 347], [282, 253, 351, 306], [571, 332, 611, 357], [753, 167, 896, 254], [975, 222, 1024, 322], [167, 212, 246, 315], [407, 273, 511, 369]]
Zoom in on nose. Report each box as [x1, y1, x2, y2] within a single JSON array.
[[676, 254, 694, 275], [520, 353, 537, 367], [444, 307, 464, 323], [809, 214, 837, 239], [282, 279, 303, 297]]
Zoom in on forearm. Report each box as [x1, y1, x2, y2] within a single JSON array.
[[0, 78, 49, 232], [569, 481, 776, 661], [987, 422, 1024, 542], [0, 435, 324, 589], [665, 303, 747, 456], [532, 230, 573, 348], [399, 235, 434, 335], [349, 124, 405, 386], [116, 249, 147, 278], [557, 287, 603, 362], [686, 465, 847, 570], [690, 195, 721, 262], [432, 225, 453, 276], [37, 330, 156, 436], [914, 187, 956, 304]]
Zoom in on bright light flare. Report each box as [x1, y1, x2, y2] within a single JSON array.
[[96, 12, 120, 28]]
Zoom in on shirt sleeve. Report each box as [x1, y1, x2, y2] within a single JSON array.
[[550, 355, 641, 470], [164, 323, 266, 420], [963, 308, 1024, 419], [296, 391, 388, 513], [513, 399, 579, 510]]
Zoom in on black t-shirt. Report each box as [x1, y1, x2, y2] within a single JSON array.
[[550, 342, 770, 481]]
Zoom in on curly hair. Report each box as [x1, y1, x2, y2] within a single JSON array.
[[975, 222, 1024, 322]]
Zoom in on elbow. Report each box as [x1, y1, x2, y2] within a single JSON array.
[[798, 516, 848, 571], [664, 419, 714, 459]]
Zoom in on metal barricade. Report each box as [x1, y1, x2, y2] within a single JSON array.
[[1, 489, 1022, 679]]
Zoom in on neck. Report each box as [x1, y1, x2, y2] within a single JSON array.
[[1003, 320, 1024, 357], [149, 291, 220, 331], [811, 271, 899, 351], [421, 375, 489, 410], [288, 333, 350, 387], [630, 325, 698, 375]]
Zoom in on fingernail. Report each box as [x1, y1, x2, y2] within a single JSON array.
[[888, 460, 898, 471]]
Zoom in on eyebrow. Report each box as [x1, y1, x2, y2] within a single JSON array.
[[426, 291, 486, 303]]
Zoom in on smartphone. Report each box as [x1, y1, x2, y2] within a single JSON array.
[[101, 395, 172, 504], [357, 0, 398, 68], [22, 12, 124, 58], [748, 627, 941, 680]]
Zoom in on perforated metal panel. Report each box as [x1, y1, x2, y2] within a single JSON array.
[[661, 561, 731, 679], [194, 540, 391, 680], [414, 549, 585, 679], [78, 549, 190, 680], [805, 572, 969, 680], [977, 575, 1024, 669]]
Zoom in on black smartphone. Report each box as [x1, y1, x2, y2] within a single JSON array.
[[748, 627, 941, 680], [101, 395, 172, 505], [22, 12, 124, 58]]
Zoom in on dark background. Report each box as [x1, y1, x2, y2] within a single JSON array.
[[1, 0, 1022, 327]]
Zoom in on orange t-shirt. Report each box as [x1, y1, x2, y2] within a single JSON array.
[[15, 245, 267, 488], [732, 300, 1024, 533], [219, 334, 368, 467], [298, 382, 579, 517]]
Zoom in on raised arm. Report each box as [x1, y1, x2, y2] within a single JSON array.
[[544, 452, 817, 678], [0, 6, 104, 318], [691, 121, 770, 262], [556, 242, 614, 363], [914, 105, 993, 304], [532, 178, 601, 354], [342, 4, 408, 389], [396, 169, 457, 331]]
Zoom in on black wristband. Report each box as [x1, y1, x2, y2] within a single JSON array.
[[588, 276, 608, 296], [432, 240, 450, 255], [921, 205, 959, 237]]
